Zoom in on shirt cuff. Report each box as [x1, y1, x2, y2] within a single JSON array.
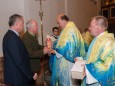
[[85, 66, 98, 84]]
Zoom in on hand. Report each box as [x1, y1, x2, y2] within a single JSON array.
[[43, 47, 53, 54], [33, 73, 38, 80], [43, 47, 49, 54], [50, 50, 55, 54], [83, 67, 86, 77], [74, 58, 78, 62], [74, 57, 83, 62]]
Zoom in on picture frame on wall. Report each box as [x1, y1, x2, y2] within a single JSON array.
[[110, 6, 115, 18], [102, 8, 109, 19]]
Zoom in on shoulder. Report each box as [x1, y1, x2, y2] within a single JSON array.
[[3, 30, 18, 41], [22, 32, 31, 40]]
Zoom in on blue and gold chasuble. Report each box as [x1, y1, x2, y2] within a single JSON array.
[[83, 31, 94, 52], [83, 31, 115, 86], [51, 22, 85, 86], [49, 40, 57, 72]]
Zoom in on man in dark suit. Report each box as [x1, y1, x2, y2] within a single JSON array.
[[3, 14, 37, 86]]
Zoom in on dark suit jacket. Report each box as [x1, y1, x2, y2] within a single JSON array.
[[22, 31, 44, 72], [3, 30, 34, 86]]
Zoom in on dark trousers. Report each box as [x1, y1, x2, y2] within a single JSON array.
[[6, 79, 35, 86]]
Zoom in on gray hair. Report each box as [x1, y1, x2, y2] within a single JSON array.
[[9, 14, 23, 27], [26, 20, 36, 30], [92, 16, 108, 30]]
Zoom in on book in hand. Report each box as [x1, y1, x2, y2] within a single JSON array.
[[71, 60, 85, 80]]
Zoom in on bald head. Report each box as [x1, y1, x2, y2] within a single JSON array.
[[57, 13, 69, 21], [57, 13, 69, 29]]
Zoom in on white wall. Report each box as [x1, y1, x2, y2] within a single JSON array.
[[0, 0, 25, 56], [0, 0, 66, 56], [0, 0, 97, 56], [24, 0, 66, 45]]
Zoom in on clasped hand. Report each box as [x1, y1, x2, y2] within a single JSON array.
[[43, 47, 54, 54]]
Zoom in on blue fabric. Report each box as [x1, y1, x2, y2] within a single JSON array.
[[83, 32, 115, 86], [50, 22, 86, 86], [84, 42, 89, 52], [49, 41, 57, 72]]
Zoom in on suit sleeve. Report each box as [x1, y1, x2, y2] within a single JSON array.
[[22, 37, 44, 58]]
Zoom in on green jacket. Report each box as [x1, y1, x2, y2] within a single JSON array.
[[22, 31, 44, 72]]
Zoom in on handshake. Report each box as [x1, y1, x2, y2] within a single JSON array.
[[43, 47, 55, 55]]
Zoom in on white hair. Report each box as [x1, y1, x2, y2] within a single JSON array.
[[26, 20, 36, 30]]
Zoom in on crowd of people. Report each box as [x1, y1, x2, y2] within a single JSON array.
[[2, 13, 115, 86]]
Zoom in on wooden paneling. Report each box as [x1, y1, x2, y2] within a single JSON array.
[[0, 57, 5, 85], [101, 3, 115, 36]]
